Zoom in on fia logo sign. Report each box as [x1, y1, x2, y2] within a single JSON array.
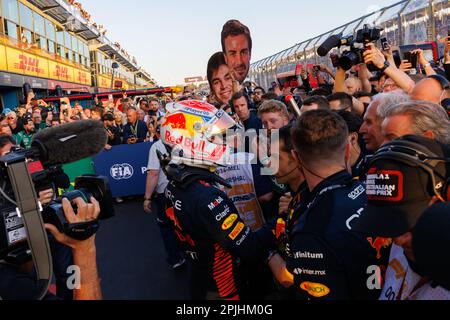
[[110, 163, 134, 180]]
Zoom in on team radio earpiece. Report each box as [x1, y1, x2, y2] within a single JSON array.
[[366, 139, 450, 202]]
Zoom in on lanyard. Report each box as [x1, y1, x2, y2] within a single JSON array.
[[130, 122, 139, 136]]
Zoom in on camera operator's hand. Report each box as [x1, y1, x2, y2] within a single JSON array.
[[38, 189, 54, 206], [45, 197, 102, 300], [45, 197, 100, 250], [363, 43, 386, 69]]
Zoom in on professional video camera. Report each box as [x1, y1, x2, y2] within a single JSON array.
[[317, 24, 383, 71], [0, 120, 111, 299]]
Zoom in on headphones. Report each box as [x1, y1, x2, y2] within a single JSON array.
[[366, 138, 450, 202]]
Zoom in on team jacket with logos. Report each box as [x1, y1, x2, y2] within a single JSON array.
[[165, 179, 275, 300], [286, 171, 391, 300]]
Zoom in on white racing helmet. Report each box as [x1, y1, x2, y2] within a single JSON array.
[[160, 100, 240, 169]]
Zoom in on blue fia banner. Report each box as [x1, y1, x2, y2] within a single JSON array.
[[93, 143, 153, 197]]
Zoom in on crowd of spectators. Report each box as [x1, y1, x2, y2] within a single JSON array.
[[0, 23, 449, 301]]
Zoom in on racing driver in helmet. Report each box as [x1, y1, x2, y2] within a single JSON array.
[[159, 100, 277, 300]]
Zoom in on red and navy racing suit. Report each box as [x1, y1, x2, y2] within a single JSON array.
[[165, 177, 276, 300], [286, 171, 391, 300]]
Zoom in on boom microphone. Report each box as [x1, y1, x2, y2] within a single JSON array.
[[317, 34, 342, 57], [31, 120, 108, 165]]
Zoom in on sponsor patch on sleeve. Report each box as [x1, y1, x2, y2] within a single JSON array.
[[300, 282, 330, 298], [366, 169, 403, 202], [222, 214, 238, 230], [228, 222, 245, 240]]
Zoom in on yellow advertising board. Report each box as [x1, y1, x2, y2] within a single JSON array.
[[75, 69, 91, 86], [5, 47, 48, 78], [97, 75, 112, 89], [2, 46, 90, 85], [0, 44, 7, 71], [48, 60, 75, 83]]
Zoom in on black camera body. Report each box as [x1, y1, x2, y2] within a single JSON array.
[[42, 176, 114, 241], [0, 147, 114, 263], [339, 25, 382, 71], [319, 24, 383, 71]]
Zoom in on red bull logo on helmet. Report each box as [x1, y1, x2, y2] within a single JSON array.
[[162, 113, 187, 130], [165, 131, 227, 163]]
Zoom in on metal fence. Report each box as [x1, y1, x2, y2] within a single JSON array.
[[250, 0, 450, 90]]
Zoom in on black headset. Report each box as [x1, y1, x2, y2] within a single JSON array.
[[366, 138, 450, 202]]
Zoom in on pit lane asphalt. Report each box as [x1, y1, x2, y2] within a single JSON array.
[[95, 199, 190, 300]]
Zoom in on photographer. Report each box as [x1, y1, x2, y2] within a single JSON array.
[[0, 196, 102, 300]]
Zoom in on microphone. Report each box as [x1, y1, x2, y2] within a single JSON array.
[[285, 95, 302, 118], [31, 120, 108, 165], [317, 34, 342, 57]]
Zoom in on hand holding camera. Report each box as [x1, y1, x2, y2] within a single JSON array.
[[410, 49, 429, 68], [363, 43, 386, 70], [399, 59, 413, 72], [45, 197, 100, 250]]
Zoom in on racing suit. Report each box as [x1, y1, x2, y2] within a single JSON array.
[[286, 171, 391, 300], [164, 166, 276, 300]]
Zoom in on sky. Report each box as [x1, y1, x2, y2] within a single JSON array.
[[81, 0, 397, 86]]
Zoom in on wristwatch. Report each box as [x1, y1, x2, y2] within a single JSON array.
[[379, 60, 391, 73]]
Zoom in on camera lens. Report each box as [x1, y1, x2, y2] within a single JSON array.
[[339, 51, 361, 71]]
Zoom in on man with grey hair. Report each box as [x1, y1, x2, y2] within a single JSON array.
[[381, 101, 450, 145], [359, 92, 410, 152]]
